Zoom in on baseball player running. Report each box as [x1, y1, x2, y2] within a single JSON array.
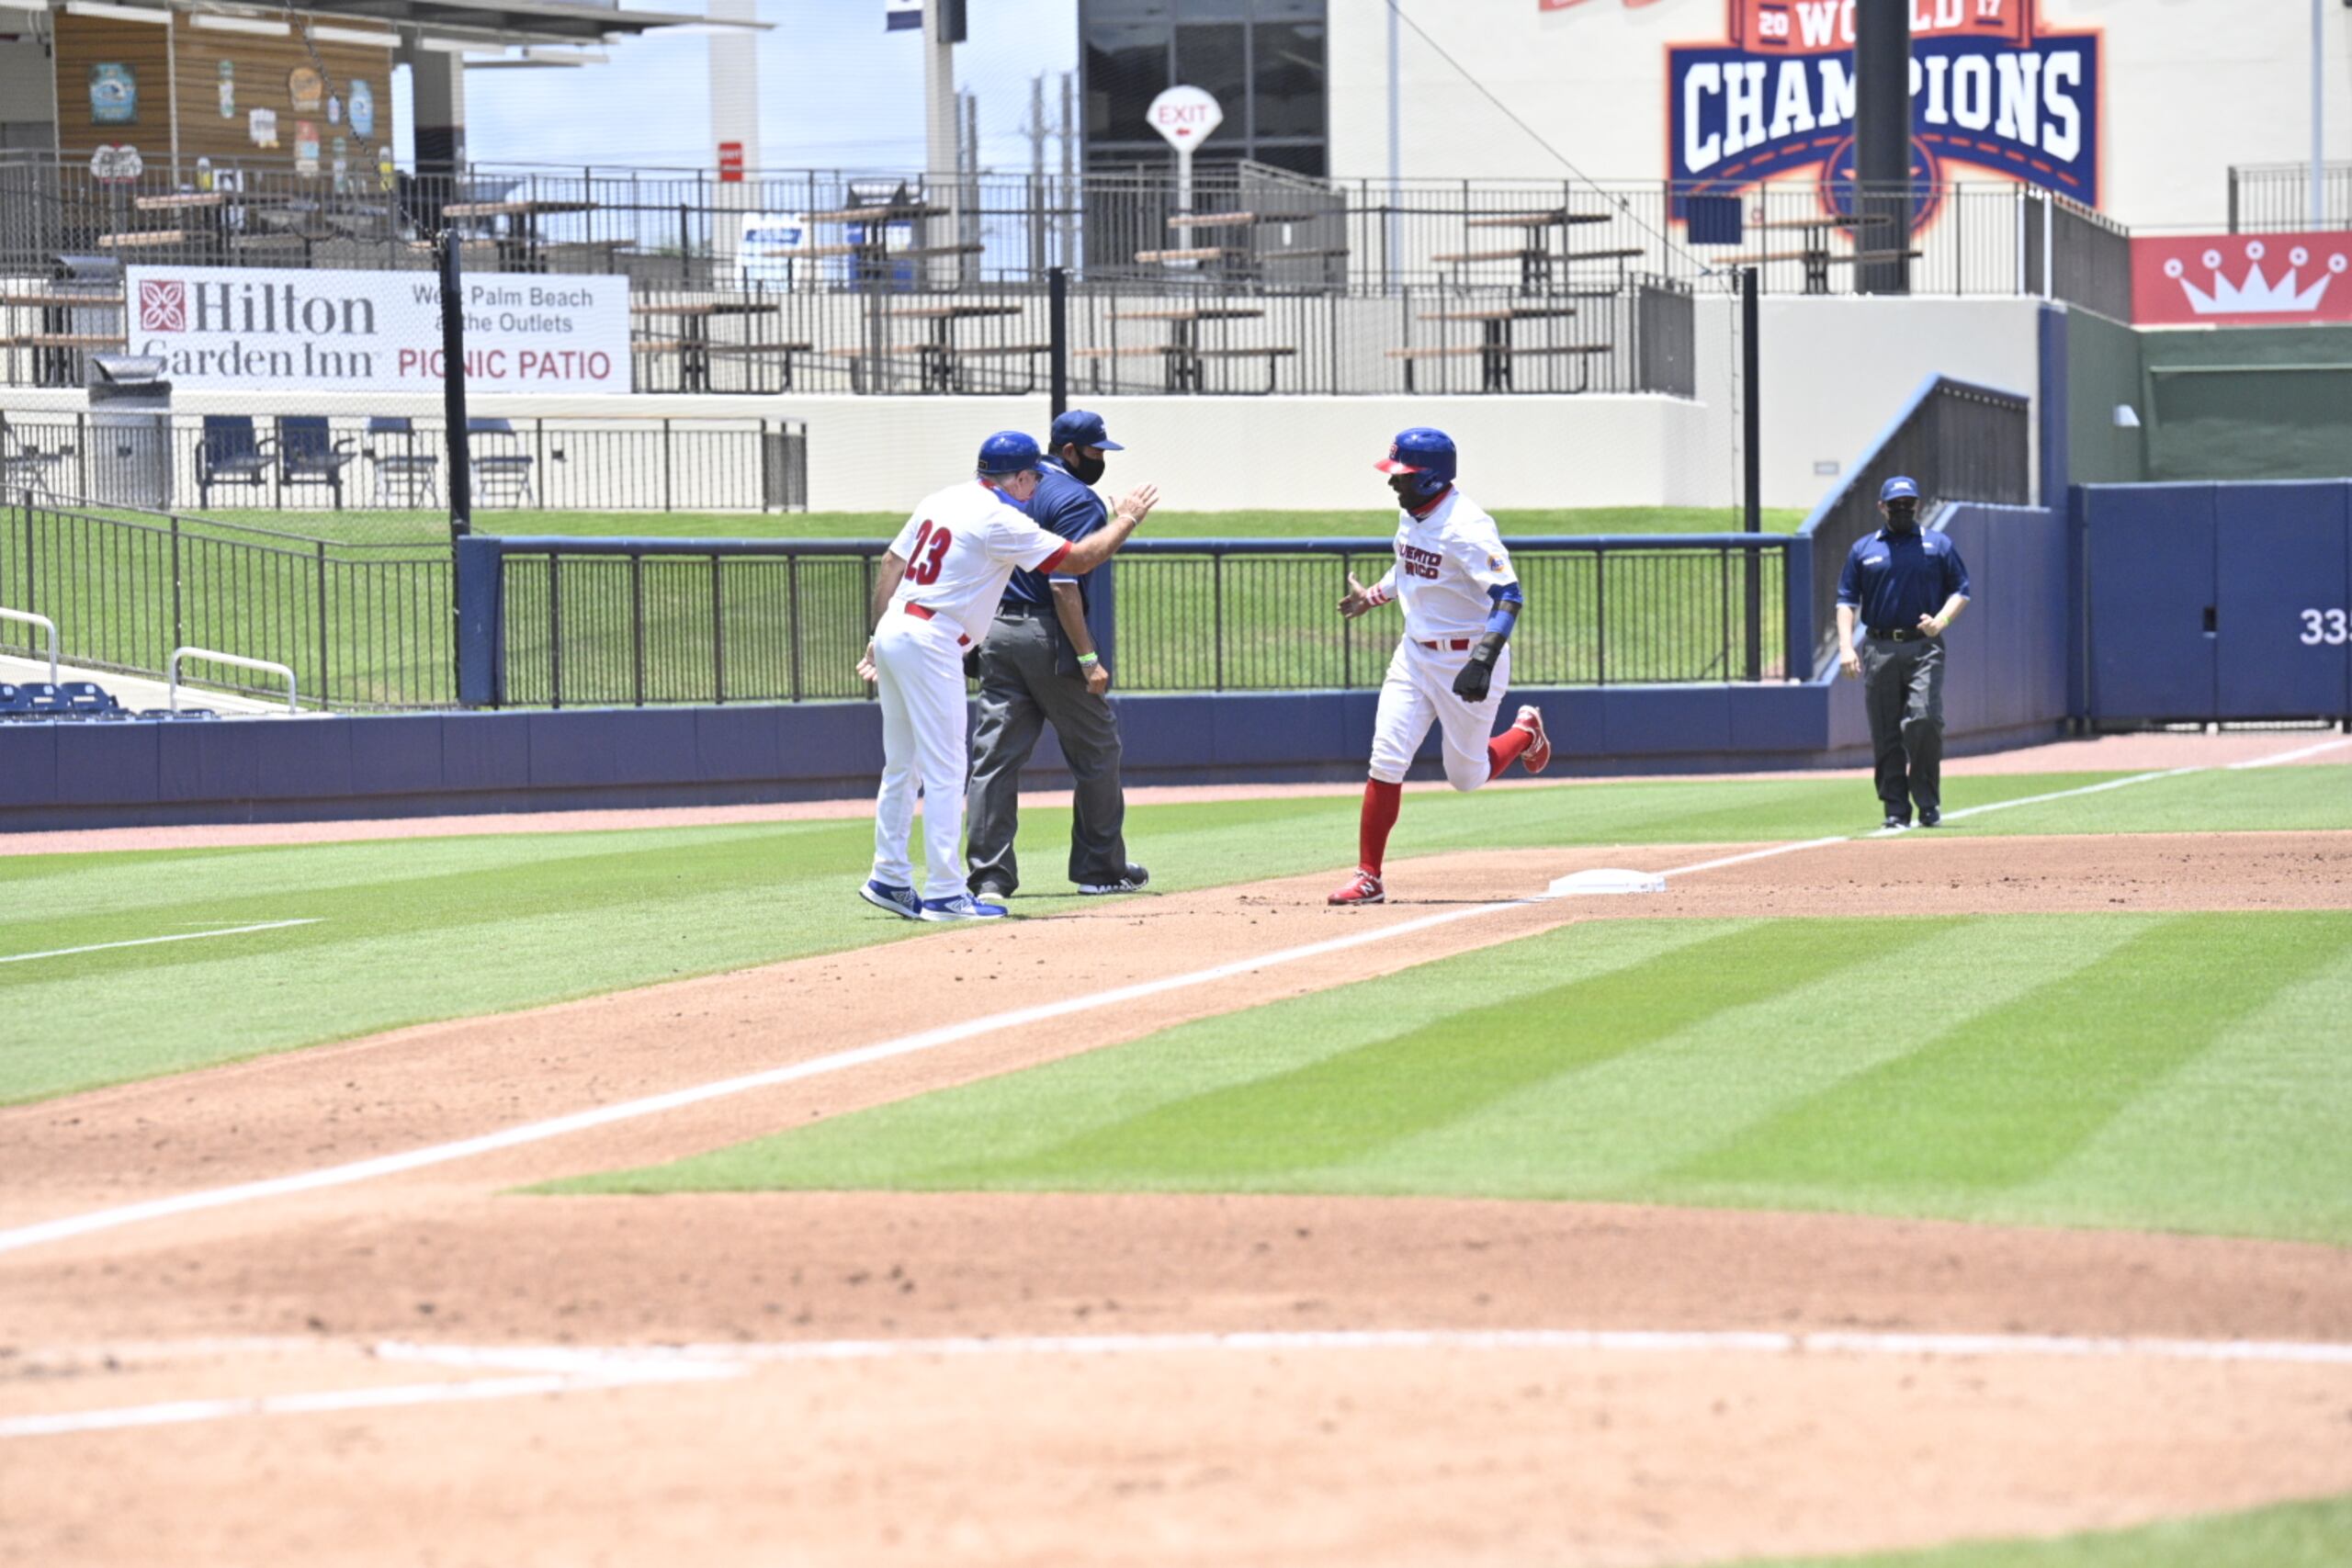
[[860, 431, 1159, 921], [1329, 427, 1550, 906]]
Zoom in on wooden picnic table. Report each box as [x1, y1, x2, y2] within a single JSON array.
[[1096, 306, 1282, 394], [1109, 307, 1267, 322], [802, 204, 947, 223], [1717, 214, 1898, 291], [1, 293, 123, 310], [0, 333, 127, 349], [1406, 305, 1586, 393], [442, 197, 601, 273], [132, 190, 295, 211], [632, 300, 789, 391], [1464, 209, 1611, 230], [1713, 246, 1923, 294], [98, 231, 188, 250], [882, 302, 1027, 392], [1164, 210, 1321, 229]]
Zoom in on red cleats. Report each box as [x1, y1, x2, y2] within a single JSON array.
[[1515, 705, 1552, 774], [1328, 868, 1385, 906]]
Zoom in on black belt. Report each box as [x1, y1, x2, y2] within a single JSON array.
[[997, 602, 1057, 618], [1865, 626, 1935, 642]]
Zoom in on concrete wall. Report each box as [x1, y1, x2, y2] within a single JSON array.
[[2062, 305, 2146, 487], [1329, 0, 2352, 227]]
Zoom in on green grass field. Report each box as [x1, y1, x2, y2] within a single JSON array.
[[5, 763, 2346, 1110], [1730, 1492, 2352, 1567]]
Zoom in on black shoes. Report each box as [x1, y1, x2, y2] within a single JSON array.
[[1882, 815, 1910, 830], [1918, 808, 1941, 827], [1077, 863, 1150, 896]]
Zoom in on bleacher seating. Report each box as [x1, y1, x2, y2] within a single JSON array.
[[0, 678, 216, 721]]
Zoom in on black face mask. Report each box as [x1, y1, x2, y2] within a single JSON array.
[[1884, 502, 1920, 532], [1062, 448, 1107, 486]]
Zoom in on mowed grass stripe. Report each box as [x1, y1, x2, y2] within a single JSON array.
[[559, 912, 2352, 1244], [1354, 913, 2153, 1201], [915, 921, 1946, 1190], [5, 765, 2345, 1105], [1726, 1489, 2352, 1568], [1999, 938, 2352, 1244]]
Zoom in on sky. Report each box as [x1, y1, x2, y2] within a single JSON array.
[[455, 0, 1080, 175]]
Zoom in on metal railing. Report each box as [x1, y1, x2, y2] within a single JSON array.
[[1792, 375, 2032, 679], [2020, 190, 2132, 321], [0, 412, 807, 520], [0, 604, 58, 683], [480, 533, 1792, 708], [2, 498, 454, 708], [2229, 163, 2352, 232], [3, 149, 2103, 300], [171, 646, 298, 714]]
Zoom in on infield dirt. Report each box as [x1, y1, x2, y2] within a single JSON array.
[[5, 826, 2351, 1567]]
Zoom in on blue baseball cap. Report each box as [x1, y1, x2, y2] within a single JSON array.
[[1048, 410, 1124, 452], [1881, 476, 1920, 502]]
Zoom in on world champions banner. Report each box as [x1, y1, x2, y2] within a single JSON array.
[[1665, 0, 2101, 226]]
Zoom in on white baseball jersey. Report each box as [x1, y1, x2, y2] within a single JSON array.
[[1371, 489, 1518, 643], [885, 480, 1074, 643]]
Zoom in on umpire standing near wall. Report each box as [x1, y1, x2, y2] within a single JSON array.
[[1837, 476, 1973, 829], [965, 410, 1151, 899]]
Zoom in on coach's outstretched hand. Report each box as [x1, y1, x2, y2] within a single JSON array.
[[1113, 483, 1160, 526], [1339, 572, 1383, 619]]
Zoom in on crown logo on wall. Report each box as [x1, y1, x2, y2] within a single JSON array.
[[2164, 241, 2349, 316]]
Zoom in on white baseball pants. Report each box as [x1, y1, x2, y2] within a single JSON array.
[[1367, 638, 1512, 790], [870, 614, 974, 902]]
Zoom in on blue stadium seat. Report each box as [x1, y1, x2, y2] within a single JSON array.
[[60, 681, 119, 715], [0, 682, 22, 717], [17, 682, 67, 716], [136, 707, 220, 721]]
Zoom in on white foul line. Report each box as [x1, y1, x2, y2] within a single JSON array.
[[0, 734, 2324, 1262], [6, 1325, 2348, 1441], [0, 919, 321, 967], [2226, 734, 2352, 769]]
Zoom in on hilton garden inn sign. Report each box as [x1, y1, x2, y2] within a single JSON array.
[[1667, 0, 2099, 225], [124, 267, 633, 393]]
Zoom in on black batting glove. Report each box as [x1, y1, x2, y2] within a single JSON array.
[[1452, 648, 1496, 703]]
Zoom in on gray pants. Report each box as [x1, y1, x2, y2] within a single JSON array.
[[965, 605, 1127, 895], [1862, 634, 1946, 821]]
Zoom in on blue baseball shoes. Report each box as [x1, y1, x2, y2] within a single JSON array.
[[858, 879, 923, 919], [920, 893, 1008, 921]]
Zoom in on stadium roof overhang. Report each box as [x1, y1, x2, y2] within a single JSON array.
[[0, 0, 763, 52]]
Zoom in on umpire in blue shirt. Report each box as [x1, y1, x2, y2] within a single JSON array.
[[964, 410, 1151, 898], [1836, 476, 1973, 829]]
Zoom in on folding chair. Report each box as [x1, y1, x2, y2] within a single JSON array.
[[197, 415, 271, 507], [466, 417, 537, 507], [0, 413, 67, 500], [277, 416, 356, 509], [365, 416, 440, 507]]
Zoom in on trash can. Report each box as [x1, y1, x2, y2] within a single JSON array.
[[85, 353, 174, 511], [761, 424, 808, 511]]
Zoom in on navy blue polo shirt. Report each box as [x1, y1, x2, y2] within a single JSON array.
[[1837, 525, 1973, 631], [1002, 456, 1105, 611]]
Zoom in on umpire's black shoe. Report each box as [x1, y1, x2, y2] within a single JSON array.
[[1882, 815, 1910, 831], [1077, 863, 1150, 896], [1918, 808, 1942, 828]]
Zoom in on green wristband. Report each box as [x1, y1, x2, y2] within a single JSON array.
[[1076, 651, 1100, 666]]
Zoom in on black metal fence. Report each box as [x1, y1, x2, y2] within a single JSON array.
[[0, 411, 806, 523], [2228, 163, 2352, 233], [483, 534, 1791, 709], [1794, 376, 2032, 678], [2021, 192, 2133, 321], [3, 147, 2118, 299], [2, 498, 453, 707]]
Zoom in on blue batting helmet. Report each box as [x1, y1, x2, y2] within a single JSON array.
[[1374, 427, 1457, 499], [976, 430, 1044, 477]]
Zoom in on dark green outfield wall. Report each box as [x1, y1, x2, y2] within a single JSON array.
[[2066, 309, 2352, 486], [2142, 324, 2352, 482]]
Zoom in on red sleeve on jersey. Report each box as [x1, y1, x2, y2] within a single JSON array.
[[1036, 542, 1073, 576]]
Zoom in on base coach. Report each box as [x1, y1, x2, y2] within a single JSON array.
[[1836, 476, 1972, 829], [965, 410, 1151, 899]]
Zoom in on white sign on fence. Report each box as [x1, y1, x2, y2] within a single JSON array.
[[121, 265, 634, 393]]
